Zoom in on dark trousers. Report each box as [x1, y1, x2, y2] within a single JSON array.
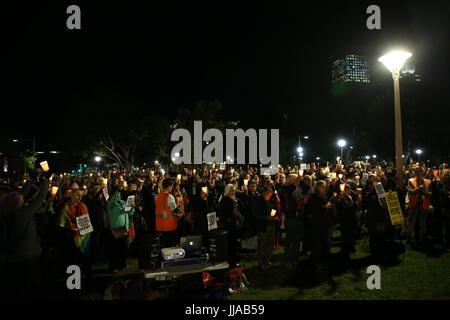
[[284, 217, 304, 263], [108, 234, 128, 271], [340, 219, 357, 256], [90, 231, 108, 263], [311, 227, 332, 267], [257, 225, 275, 267], [227, 230, 239, 268], [159, 230, 178, 248], [0, 258, 43, 299]]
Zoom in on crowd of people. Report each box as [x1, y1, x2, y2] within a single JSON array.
[[0, 160, 449, 299]]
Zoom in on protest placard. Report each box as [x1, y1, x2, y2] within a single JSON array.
[[125, 195, 135, 212], [300, 164, 307, 170], [207, 212, 218, 231], [76, 214, 94, 236], [385, 191, 404, 226], [374, 182, 386, 200], [103, 187, 109, 202]]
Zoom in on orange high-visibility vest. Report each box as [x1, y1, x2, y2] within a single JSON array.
[[155, 192, 178, 232], [408, 178, 431, 210]]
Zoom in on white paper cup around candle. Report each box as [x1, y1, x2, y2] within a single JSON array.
[[51, 186, 58, 196], [357, 188, 362, 195], [202, 187, 208, 194], [340, 184, 345, 192], [244, 179, 249, 186], [338, 174, 343, 179], [177, 174, 181, 181], [299, 169, 304, 176], [331, 173, 336, 179], [40, 161, 49, 172], [103, 178, 108, 185], [271, 209, 276, 217]]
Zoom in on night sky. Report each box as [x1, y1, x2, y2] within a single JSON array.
[[2, 1, 449, 159]]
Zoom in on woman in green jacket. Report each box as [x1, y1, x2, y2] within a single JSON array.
[[107, 186, 135, 273]]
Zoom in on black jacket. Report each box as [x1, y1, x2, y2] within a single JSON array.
[[7, 179, 49, 263]]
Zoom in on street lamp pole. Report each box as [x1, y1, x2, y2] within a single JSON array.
[[379, 51, 412, 190], [393, 70, 404, 189]]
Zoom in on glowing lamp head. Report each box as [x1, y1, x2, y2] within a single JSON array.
[[297, 147, 303, 153], [415, 149, 422, 155], [95, 156, 101, 162], [337, 139, 346, 148], [379, 51, 412, 73]]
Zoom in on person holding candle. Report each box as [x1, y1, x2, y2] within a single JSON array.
[[217, 184, 240, 267], [154, 178, 184, 249], [336, 183, 362, 260], [254, 186, 276, 271], [107, 185, 136, 273], [0, 178, 49, 299], [304, 180, 335, 278]]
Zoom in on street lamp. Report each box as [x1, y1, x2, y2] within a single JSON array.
[[337, 139, 346, 163], [379, 50, 412, 189], [95, 156, 102, 172], [415, 149, 422, 163]]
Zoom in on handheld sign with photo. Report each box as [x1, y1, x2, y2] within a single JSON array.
[[306, 164, 311, 170], [40, 161, 49, 172], [76, 214, 94, 236], [300, 164, 307, 170], [125, 195, 135, 212], [207, 212, 218, 231], [219, 163, 225, 170], [374, 183, 386, 201]]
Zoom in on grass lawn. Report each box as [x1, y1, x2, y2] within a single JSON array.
[[71, 227, 450, 300], [227, 228, 450, 300]]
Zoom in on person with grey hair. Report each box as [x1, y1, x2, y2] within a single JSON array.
[[218, 184, 239, 267]]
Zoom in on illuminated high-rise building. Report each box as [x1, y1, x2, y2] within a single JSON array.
[[331, 54, 370, 84]]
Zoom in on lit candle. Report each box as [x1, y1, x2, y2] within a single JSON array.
[[244, 179, 249, 187], [270, 209, 276, 217], [51, 186, 58, 196], [340, 184, 345, 192], [202, 187, 207, 194], [40, 161, 49, 172]]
